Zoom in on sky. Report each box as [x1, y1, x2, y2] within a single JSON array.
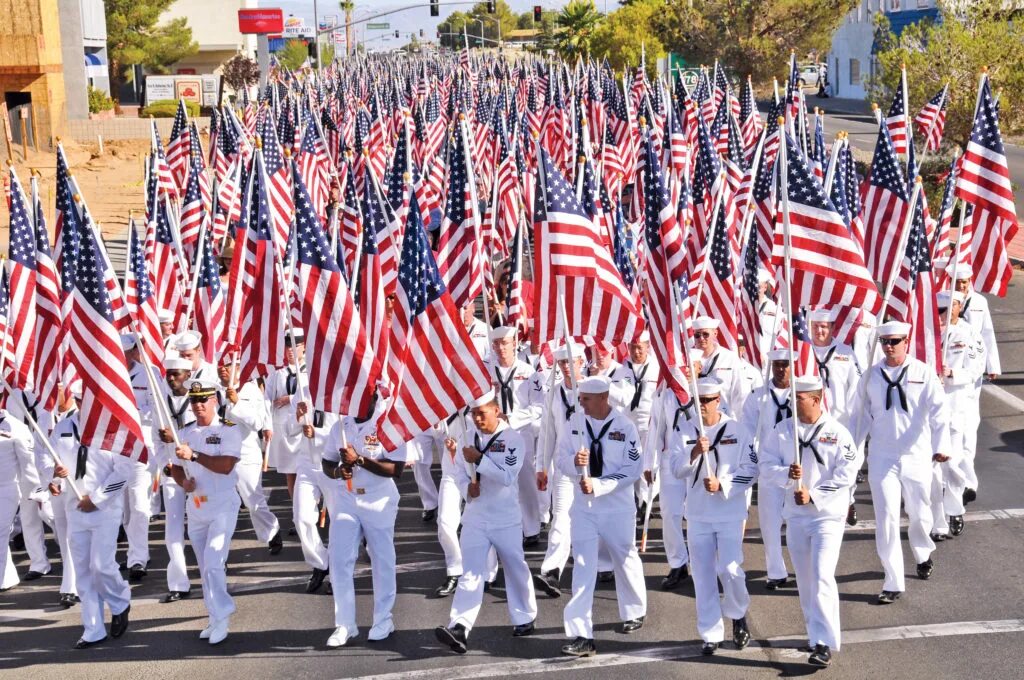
[[262, 1, 593, 50]]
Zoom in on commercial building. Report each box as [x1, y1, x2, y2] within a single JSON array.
[[159, 0, 259, 75]]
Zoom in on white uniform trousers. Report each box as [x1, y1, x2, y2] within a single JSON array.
[[18, 495, 52, 574], [437, 473, 464, 576], [413, 462, 439, 512], [956, 418, 980, 492], [539, 471, 574, 575], [51, 493, 78, 595], [659, 476, 689, 569], [161, 479, 191, 593], [293, 462, 329, 571], [1, 486, 21, 590], [930, 460, 967, 536], [449, 522, 537, 632], [517, 446, 542, 538], [187, 495, 240, 622], [235, 462, 280, 544], [786, 515, 844, 650], [757, 482, 789, 580], [122, 462, 153, 567], [687, 519, 751, 643], [329, 486, 398, 633], [69, 506, 131, 643], [869, 461, 934, 592], [564, 510, 647, 639]]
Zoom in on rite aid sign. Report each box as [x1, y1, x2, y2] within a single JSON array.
[[238, 8, 284, 34]]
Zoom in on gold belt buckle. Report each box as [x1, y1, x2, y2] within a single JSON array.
[[355, 487, 366, 495]]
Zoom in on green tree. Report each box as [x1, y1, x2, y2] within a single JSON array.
[[867, 0, 1024, 144], [653, 0, 857, 86], [556, 0, 603, 61], [438, 11, 471, 49], [534, 11, 560, 54], [591, 0, 664, 78], [277, 39, 310, 71], [104, 0, 199, 102], [319, 42, 336, 66]]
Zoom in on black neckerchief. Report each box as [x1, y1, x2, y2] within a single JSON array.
[[628, 362, 649, 411], [881, 365, 909, 411], [770, 387, 792, 425], [167, 394, 189, 429], [960, 296, 971, 315], [494, 365, 515, 414], [815, 345, 837, 388], [759, 300, 768, 314], [585, 418, 614, 477], [672, 398, 695, 431], [21, 393, 39, 424], [559, 385, 576, 420], [699, 352, 719, 378], [473, 429, 503, 469], [799, 422, 826, 466], [691, 422, 727, 488], [71, 421, 88, 480], [285, 368, 298, 396]]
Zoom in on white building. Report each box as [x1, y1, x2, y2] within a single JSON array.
[[159, 0, 259, 75], [826, 0, 939, 100]]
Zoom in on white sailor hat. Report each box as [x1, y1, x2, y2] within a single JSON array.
[[807, 307, 837, 323], [158, 309, 175, 324], [119, 332, 139, 350], [757, 269, 772, 285], [692, 316, 720, 331], [933, 256, 949, 271], [937, 290, 965, 308], [794, 375, 824, 392], [578, 375, 611, 394], [68, 380, 84, 399], [768, 348, 791, 362], [172, 330, 202, 352], [163, 355, 193, 372], [284, 328, 305, 346], [696, 377, 723, 396], [553, 342, 582, 362], [632, 330, 651, 344], [876, 320, 911, 337], [468, 389, 497, 408], [488, 325, 517, 341]]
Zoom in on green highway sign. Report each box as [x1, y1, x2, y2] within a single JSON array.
[[367, 22, 390, 30]]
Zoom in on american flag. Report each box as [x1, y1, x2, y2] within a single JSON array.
[[362, 166, 401, 297], [781, 307, 819, 378], [914, 85, 948, 153], [29, 174, 62, 409], [738, 223, 764, 369], [750, 152, 778, 275], [166, 99, 192, 191], [338, 163, 362, 277], [179, 160, 208, 258], [297, 120, 332, 221], [147, 179, 186, 328], [861, 120, 911, 291], [377, 180, 490, 451], [931, 154, 959, 264], [259, 113, 295, 260], [740, 76, 763, 159], [505, 223, 526, 328], [150, 122, 178, 201], [293, 165, 381, 416], [954, 74, 1018, 297], [192, 225, 226, 364], [532, 147, 644, 346], [884, 70, 909, 156], [687, 110, 724, 279], [64, 203, 149, 463], [0, 269, 17, 387], [436, 118, 483, 308], [695, 179, 739, 350], [355, 187, 390, 382], [5, 168, 39, 390], [124, 219, 163, 372], [811, 111, 826, 182], [773, 134, 881, 316]]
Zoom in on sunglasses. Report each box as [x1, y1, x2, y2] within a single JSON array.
[[189, 395, 215, 404], [694, 331, 713, 339], [698, 396, 720, 404], [879, 337, 905, 347]]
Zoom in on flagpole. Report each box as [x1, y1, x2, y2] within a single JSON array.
[[822, 131, 845, 195], [557, 285, 587, 483], [180, 216, 210, 332], [691, 167, 727, 314], [671, 281, 710, 480], [457, 114, 491, 326], [942, 200, 969, 352]]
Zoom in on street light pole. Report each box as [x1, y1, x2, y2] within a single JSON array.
[[313, 0, 322, 75]]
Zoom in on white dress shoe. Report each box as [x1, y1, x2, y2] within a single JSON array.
[[326, 626, 355, 648], [199, 621, 213, 640], [208, 618, 229, 645], [368, 619, 395, 641]]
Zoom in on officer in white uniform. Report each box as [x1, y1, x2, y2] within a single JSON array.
[[322, 392, 404, 648], [692, 316, 749, 414], [610, 331, 659, 511], [217, 365, 282, 555], [6, 387, 55, 582], [122, 333, 157, 581], [42, 383, 82, 607], [855, 321, 950, 604], [933, 291, 985, 540], [156, 356, 197, 602], [462, 301, 491, 361], [435, 390, 538, 654], [486, 326, 545, 545], [0, 406, 43, 593], [760, 375, 861, 668], [170, 379, 243, 645], [742, 349, 794, 590], [534, 342, 583, 596], [671, 378, 756, 656], [558, 376, 647, 657], [953, 272, 1000, 501], [50, 408, 133, 649]]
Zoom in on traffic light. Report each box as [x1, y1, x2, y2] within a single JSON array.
[[533, 5, 542, 22], [430, 0, 439, 17], [487, 1, 496, 12], [394, 30, 400, 38], [307, 40, 317, 61], [419, 29, 424, 38]]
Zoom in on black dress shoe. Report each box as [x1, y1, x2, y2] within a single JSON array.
[[74, 636, 107, 650], [59, 593, 80, 608], [930, 532, 948, 542], [128, 564, 147, 582], [268, 530, 283, 555], [949, 515, 965, 536], [483, 579, 495, 593], [162, 590, 191, 603], [598, 570, 614, 583], [512, 620, 535, 637], [856, 470, 865, 484], [561, 636, 596, 657], [765, 577, 789, 591], [325, 581, 333, 595], [434, 575, 459, 597], [421, 508, 437, 522], [306, 567, 329, 593], [962, 488, 977, 505], [435, 623, 468, 654], [533, 570, 561, 598], [522, 534, 540, 548], [808, 644, 832, 667], [22, 570, 48, 582], [10, 532, 25, 551], [701, 642, 718, 656], [846, 504, 858, 526], [288, 527, 297, 536], [635, 503, 647, 526], [111, 605, 130, 638], [916, 558, 933, 580], [661, 565, 689, 590], [732, 617, 751, 649], [620, 616, 645, 634], [877, 590, 901, 604]]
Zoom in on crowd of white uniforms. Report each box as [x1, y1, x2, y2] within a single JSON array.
[[0, 270, 1000, 668]]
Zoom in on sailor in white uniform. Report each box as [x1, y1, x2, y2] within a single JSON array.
[[692, 316, 750, 414]]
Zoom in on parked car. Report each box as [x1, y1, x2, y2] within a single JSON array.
[[798, 63, 821, 89]]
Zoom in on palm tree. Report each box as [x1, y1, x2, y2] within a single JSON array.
[[339, 1, 355, 56], [556, 0, 603, 60]]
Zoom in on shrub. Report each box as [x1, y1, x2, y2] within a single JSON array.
[[87, 86, 115, 113], [141, 99, 200, 118]]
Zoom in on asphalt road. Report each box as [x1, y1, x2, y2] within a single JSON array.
[[3, 275, 1024, 680]]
